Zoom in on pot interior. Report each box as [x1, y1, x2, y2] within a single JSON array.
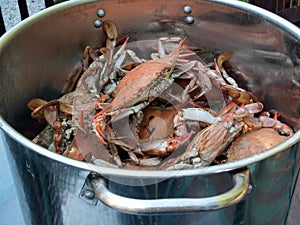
[[0, 0, 299, 173]]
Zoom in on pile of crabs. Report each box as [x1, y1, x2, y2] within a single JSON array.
[[27, 21, 294, 170]]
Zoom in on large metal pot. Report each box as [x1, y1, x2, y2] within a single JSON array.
[[0, 0, 300, 224]]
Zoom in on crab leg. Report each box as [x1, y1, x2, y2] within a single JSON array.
[[172, 61, 196, 78], [177, 108, 221, 124], [259, 115, 294, 136], [157, 36, 183, 58], [216, 51, 238, 87]]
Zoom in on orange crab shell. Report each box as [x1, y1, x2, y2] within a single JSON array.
[[111, 61, 174, 111], [227, 128, 289, 162], [108, 37, 187, 112]]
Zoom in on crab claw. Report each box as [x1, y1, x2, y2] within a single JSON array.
[[259, 115, 294, 136], [44, 105, 59, 127]]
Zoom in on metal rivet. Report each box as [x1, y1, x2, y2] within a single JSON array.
[[84, 190, 95, 199], [185, 16, 194, 24], [97, 9, 106, 18], [247, 185, 253, 194], [94, 19, 102, 28], [183, 5, 192, 14]]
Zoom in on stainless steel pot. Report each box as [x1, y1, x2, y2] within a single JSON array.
[[0, 0, 300, 224]]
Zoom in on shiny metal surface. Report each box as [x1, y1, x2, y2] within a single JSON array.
[[0, 0, 299, 224], [0, 0, 300, 177], [90, 170, 250, 213]]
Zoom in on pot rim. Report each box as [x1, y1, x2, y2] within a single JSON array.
[[0, 0, 299, 178]]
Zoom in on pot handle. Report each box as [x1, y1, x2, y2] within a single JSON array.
[[90, 169, 250, 214]]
